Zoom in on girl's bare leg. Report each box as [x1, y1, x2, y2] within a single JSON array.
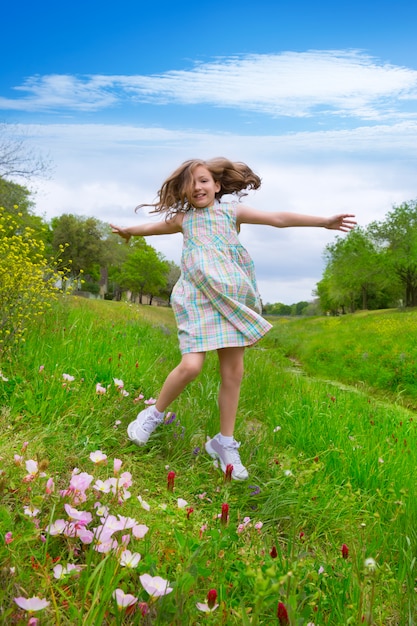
[[217, 347, 245, 437], [155, 352, 206, 412]]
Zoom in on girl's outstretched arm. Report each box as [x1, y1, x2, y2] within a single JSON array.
[[236, 205, 356, 232], [110, 213, 183, 243]]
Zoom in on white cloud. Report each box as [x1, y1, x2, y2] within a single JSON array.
[[2, 51, 417, 121], [22, 118, 416, 304]]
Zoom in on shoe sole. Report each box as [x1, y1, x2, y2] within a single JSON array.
[[205, 439, 248, 481]]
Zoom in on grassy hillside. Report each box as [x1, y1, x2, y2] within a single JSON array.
[[264, 308, 417, 408]]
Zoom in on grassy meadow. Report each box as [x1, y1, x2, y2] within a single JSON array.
[[1, 298, 417, 625]]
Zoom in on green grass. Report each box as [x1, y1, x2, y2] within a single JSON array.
[[264, 308, 417, 408], [1, 298, 417, 624]]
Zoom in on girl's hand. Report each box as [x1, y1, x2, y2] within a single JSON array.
[[110, 224, 131, 243], [326, 214, 356, 232]]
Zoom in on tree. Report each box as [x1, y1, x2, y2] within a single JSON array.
[[50, 214, 108, 280], [263, 302, 292, 316], [368, 201, 417, 307], [118, 239, 169, 303], [314, 269, 345, 315], [0, 123, 51, 180], [161, 261, 181, 303], [0, 176, 50, 246], [322, 227, 390, 312], [292, 301, 309, 316]]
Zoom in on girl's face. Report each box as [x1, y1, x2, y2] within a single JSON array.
[[189, 165, 221, 209]]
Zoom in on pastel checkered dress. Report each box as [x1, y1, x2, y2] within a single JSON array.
[[171, 201, 272, 354]]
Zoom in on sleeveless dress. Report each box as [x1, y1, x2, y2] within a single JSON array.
[[171, 201, 272, 354]]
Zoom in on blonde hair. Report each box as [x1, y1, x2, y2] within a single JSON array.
[[136, 157, 261, 218]]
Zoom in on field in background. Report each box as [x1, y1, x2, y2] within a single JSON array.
[[265, 308, 417, 408]]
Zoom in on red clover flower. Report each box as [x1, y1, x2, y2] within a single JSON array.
[[224, 464, 233, 481], [220, 503, 229, 525], [341, 543, 349, 559], [277, 601, 289, 625], [207, 589, 218, 609], [167, 471, 175, 492]]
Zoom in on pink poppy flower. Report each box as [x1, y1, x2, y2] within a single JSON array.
[[113, 588, 138, 609], [119, 549, 141, 568], [5, 531, 13, 544], [25, 459, 39, 477], [93, 479, 113, 494], [115, 514, 137, 530], [94, 539, 118, 553], [64, 504, 92, 525], [23, 505, 40, 517], [46, 519, 67, 535], [118, 471, 132, 488], [140, 573, 173, 597], [113, 458, 122, 474], [99, 514, 125, 533], [52, 563, 81, 580], [76, 526, 94, 544], [14, 596, 50, 611], [69, 471, 94, 492], [132, 523, 149, 539], [137, 495, 150, 511], [89, 450, 107, 464]]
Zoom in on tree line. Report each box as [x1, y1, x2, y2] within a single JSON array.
[[1, 123, 416, 314], [0, 175, 180, 305], [316, 200, 417, 313], [2, 173, 417, 312]]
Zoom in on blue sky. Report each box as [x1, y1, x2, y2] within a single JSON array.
[[2, 0, 417, 303]]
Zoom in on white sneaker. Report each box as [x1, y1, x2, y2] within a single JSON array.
[[205, 435, 249, 481], [127, 406, 163, 446]]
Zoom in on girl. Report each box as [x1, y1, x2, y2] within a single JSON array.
[[111, 157, 355, 480]]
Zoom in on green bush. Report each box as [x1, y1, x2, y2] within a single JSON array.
[[0, 206, 68, 352]]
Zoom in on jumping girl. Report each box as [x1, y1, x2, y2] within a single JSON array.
[[111, 157, 355, 480]]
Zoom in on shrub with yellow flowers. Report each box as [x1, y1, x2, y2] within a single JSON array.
[[0, 206, 70, 352]]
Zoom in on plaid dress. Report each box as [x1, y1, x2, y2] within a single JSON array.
[[171, 201, 272, 354]]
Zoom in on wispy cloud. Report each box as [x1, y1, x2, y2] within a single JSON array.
[[2, 51, 417, 121]]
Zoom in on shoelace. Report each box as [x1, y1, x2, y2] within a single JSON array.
[[141, 414, 161, 434], [224, 441, 244, 467]]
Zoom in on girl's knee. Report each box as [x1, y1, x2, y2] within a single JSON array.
[[221, 362, 244, 386], [178, 355, 204, 382]]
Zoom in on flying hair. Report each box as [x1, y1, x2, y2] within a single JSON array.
[[136, 157, 262, 218]]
